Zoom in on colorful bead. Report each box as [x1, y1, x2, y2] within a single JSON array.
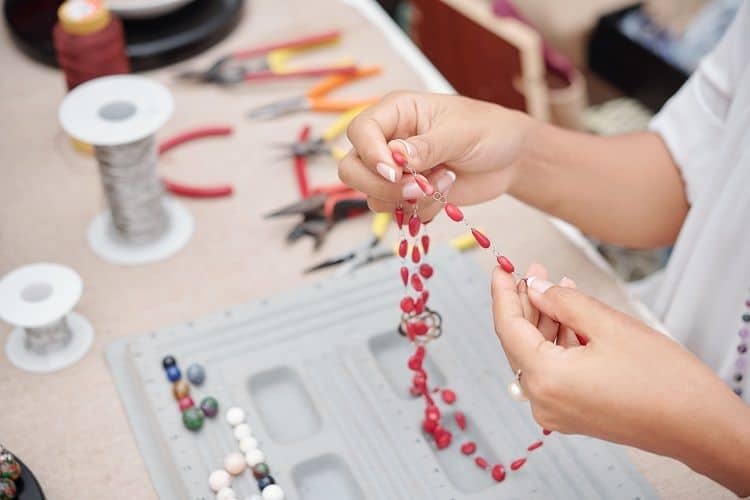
[[392, 151, 407, 167], [460, 441, 476, 455], [182, 407, 204, 431], [0, 478, 16, 500], [234, 423, 252, 440], [395, 207, 404, 229], [423, 418, 437, 433], [0, 460, 20, 481], [491, 464, 506, 482], [413, 321, 428, 336], [245, 448, 266, 467], [739, 328, 749, 339], [527, 441, 543, 451], [474, 457, 488, 469], [411, 274, 424, 292], [739, 343, 748, 354], [200, 396, 219, 418], [407, 355, 422, 370], [436, 430, 452, 449], [258, 475, 276, 490], [421, 290, 429, 304], [412, 245, 421, 263], [471, 228, 491, 248], [743, 313, 750, 323], [172, 380, 190, 400], [419, 263, 434, 279], [261, 484, 285, 500], [239, 436, 259, 453], [425, 406, 440, 422], [734, 373, 743, 382], [226, 407, 245, 426], [398, 239, 408, 258], [415, 174, 434, 196], [166, 365, 181, 382], [510, 458, 527, 471], [542, 428, 552, 435], [400, 267, 409, 286], [421, 235, 430, 254], [252, 462, 270, 480], [454, 411, 467, 430], [224, 452, 246, 475], [162, 355, 176, 369], [441, 389, 456, 404], [186, 363, 206, 385], [444, 203, 463, 221], [497, 256, 515, 273], [400, 296, 415, 313], [216, 487, 236, 500], [408, 215, 421, 237], [178, 396, 194, 411], [414, 297, 425, 314], [208, 469, 231, 492]]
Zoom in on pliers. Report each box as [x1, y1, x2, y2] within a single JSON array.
[[158, 126, 234, 198], [275, 105, 368, 159], [177, 29, 357, 85], [305, 227, 480, 274], [247, 66, 381, 119], [265, 184, 369, 250]]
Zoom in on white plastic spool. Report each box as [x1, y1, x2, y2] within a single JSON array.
[[58, 75, 194, 265], [0, 263, 94, 373]]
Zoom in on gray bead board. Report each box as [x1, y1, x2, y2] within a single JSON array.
[[106, 247, 659, 500]]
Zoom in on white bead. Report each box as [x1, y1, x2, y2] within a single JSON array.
[[245, 448, 265, 467], [216, 487, 236, 500], [208, 469, 231, 492], [224, 452, 246, 475], [233, 423, 252, 440], [239, 436, 259, 453], [245, 495, 262, 500], [507, 380, 528, 402], [226, 407, 245, 426], [261, 484, 284, 500]]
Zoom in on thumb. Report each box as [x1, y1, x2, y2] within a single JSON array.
[[388, 128, 463, 174], [526, 277, 618, 342]]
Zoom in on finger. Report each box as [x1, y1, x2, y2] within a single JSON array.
[[388, 128, 464, 174], [338, 150, 405, 202], [492, 267, 547, 370], [519, 263, 546, 325], [556, 277, 582, 347], [367, 197, 396, 214], [538, 277, 567, 344]]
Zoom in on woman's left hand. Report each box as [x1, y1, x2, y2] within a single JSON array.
[[491, 265, 750, 495]]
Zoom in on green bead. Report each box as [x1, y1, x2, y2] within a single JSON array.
[[182, 407, 204, 431], [0, 459, 19, 481], [252, 462, 270, 479]]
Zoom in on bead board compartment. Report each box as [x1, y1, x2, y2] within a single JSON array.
[[106, 248, 658, 500]]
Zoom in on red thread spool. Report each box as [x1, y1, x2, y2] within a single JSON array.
[[52, 0, 130, 91]]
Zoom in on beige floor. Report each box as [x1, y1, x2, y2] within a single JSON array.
[[0, 0, 734, 498]]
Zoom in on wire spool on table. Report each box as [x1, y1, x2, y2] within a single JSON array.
[[58, 75, 194, 265]]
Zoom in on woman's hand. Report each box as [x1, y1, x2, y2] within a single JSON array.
[[339, 92, 535, 220], [491, 267, 750, 495]]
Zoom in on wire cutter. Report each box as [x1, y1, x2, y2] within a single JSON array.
[[247, 66, 381, 119], [158, 126, 234, 198], [177, 30, 357, 85], [305, 227, 480, 275], [265, 184, 369, 249], [275, 104, 368, 159]]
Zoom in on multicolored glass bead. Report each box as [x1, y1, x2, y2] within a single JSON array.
[[182, 407, 204, 431], [200, 396, 219, 418], [186, 363, 206, 385]]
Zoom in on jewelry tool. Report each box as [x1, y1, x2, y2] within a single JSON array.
[[177, 29, 357, 85], [247, 65, 381, 119]]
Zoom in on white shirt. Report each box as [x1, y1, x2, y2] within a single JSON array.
[[641, 1, 750, 396]]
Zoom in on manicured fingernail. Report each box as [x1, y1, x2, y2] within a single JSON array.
[[396, 139, 416, 158], [414, 174, 434, 195], [436, 170, 456, 193], [527, 276, 553, 293], [560, 276, 575, 287], [376, 162, 397, 182], [402, 181, 423, 198]]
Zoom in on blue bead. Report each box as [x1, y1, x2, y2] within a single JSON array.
[[743, 313, 750, 323], [258, 475, 275, 490], [162, 355, 176, 369], [166, 366, 181, 382], [186, 363, 205, 385]]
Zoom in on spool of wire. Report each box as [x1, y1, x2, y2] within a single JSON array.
[[59, 75, 194, 265]]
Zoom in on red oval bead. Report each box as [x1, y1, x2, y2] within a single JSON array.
[[392, 151, 407, 167], [441, 389, 456, 404], [497, 255, 515, 273], [400, 296, 414, 313], [425, 406, 440, 422], [474, 457, 488, 469], [414, 297, 425, 314], [407, 355, 422, 370], [527, 441, 543, 452], [460, 441, 476, 455], [398, 239, 408, 258], [444, 203, 463, 222], [394, 206, 404, 229], [454, 411, 467, 430], [178, 396, 194, 411], [436, 431, 452, 449], [415, 174, 434, 196], [414, 321, 428, 336], [422, 418, 437, 433], [415, 345, 426, 359], [413, 373, 426, 387], [421, 235, 430, 254], [412, 245, 421, 264], [471, 228, 490, 248], [400, 266, 409, 286], [410, 386, 423, 396], [510, 458, 527, 471], [411, 274, 424, 292], [408, 214, 421, 237], [419, 263, 433, 279], [421, 290, 429, 304], [542, 429, 552, 436], [491, 464, 506, 482]]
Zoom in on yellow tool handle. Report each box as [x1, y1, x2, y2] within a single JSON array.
[[322, 104, 369, 142], [371, 212, 391, 239], [267, 38, 346, 72], [331, 146, 348, 161], [307, 65, 382, 98]]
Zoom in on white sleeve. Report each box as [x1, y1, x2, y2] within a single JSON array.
[[648, 1, 750, 204]]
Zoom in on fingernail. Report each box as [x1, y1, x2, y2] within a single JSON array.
[[527, 276, 553, 293], [560, 276, 575, 288], [376, 162, 397, 182], [402, 181, 423, 198], [436, 170, 456, 193], [396, 139, 416, 158]]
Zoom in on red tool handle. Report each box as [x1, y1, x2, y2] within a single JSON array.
[[232, 30, 342, 60], [294, 125, 312, 198], [158, 126, 233, 155]]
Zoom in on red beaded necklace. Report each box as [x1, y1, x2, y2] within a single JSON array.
[[392, 151, 548, 482]]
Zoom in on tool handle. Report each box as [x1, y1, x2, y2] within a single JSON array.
[[449, 231, 480, 251], [321, 104, 370, 142], [307, 65, 382, 98], [294, 125, 312, 198], [244, 65, 357, 82], [158, 126, 233, 155], [162, 179, 233, 198], [371, 212, 391, 239], [233, 30, 341, 60], [330, 146, 347, 161]]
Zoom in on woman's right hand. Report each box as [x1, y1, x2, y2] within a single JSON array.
[[339, 92, 536, 219]]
